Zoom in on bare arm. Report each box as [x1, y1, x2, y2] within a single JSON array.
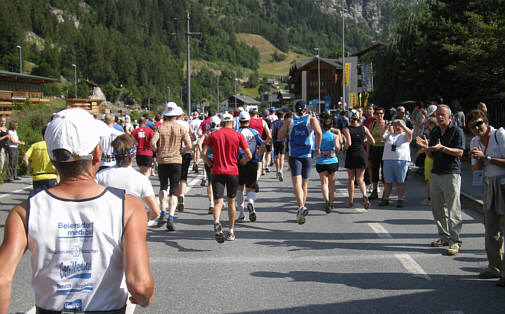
[[343, 128, 351, 150], [143, 195, 161, 220], [8, 134, 24, 145], [333, 131, 340, 152], [310, 116, 322, 155], [278, 118, 291, 140], [22, 152, 31, 174], [0, 202, 28, 314], [181, 131, 192, 154], [123, 195, 154, 307], [150, 131, 159, 152], [240, 148, 253, 166], [201, 144, 212, 167], [364, 126, 375, 146], [262, 120, 272, 145]]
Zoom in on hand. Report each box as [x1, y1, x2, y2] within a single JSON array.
[[470, 146, 486, 160], [415, 135, 429, 149], [314, 148, 321, 158], [129, 296, 138, 304], [427, 139, 444, 152], [239, 158, 248, 166]]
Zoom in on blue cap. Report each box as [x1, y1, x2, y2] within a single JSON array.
[[294, 101, 307, 114]]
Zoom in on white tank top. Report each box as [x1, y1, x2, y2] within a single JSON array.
[[27, 187, 128, 311]]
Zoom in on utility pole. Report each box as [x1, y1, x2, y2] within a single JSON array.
[[185, 11, 201, 115], [314, 48, 321, 113], [167, 86, 171, 102], [16, 45, 22, 73], [72, 64, 77, 98], [342, 0, 346, 109], [216, 75, 220, 112]]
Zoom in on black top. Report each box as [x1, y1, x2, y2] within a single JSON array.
[[0, 129, 8, 149], [429, 123, 464, 174], [348, 126, 366, 152]]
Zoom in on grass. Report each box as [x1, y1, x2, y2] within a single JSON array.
[[240, 87, 259, 99], [236, 33, 310, 77]]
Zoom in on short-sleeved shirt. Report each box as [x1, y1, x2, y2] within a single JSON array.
[[271, 119, 286, 143], [429, 123, 464, 174], [151, 120, 190, 164], [100, 127, 124, 168], [382, 132, 411, 161], [205, 128, 249, 175], [95, 165, 155, 199], [470, 126, 505, 178], [131, 126, 154, 156], [199, 119, 211, 134], [25, 141, 57, 181]]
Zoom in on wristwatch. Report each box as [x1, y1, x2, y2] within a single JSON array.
[[441, 146, 446, 152], [487, 155, 492, 162]]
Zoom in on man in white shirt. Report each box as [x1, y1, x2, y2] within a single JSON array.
[[99, 113, 124, 171]]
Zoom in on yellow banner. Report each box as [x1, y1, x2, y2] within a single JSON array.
[[350, 92, 358, 108], [344, 63, 350, 87]]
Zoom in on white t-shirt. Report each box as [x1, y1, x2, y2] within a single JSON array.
[[95, 165, 154, 199], [382, 132, 411, 161], [470, 126, 505, 177], [8, 130, 18, 148], [100, 127, 124, 167], [177, 119, 192, 154], [190, 118, 202, 135]]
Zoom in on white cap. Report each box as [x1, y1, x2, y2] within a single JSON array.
[[210, 116, 221, 125], [237, 107, 244, 113], [427, 104, 437, 117], [349, 109, 359, 120], [162, 102, 179, 116], [45, 108, 110, 161], [222, 113, 233, 122], [239, 111, 250, 122]]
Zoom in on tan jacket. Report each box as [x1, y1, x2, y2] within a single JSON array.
[[151, 121, 190, 164]]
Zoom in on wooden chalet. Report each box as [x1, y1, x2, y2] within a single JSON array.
[[0, 70, 58, 115]]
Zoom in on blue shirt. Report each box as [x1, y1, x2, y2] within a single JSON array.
[[289, 114, 313, 158], [316, 131, 338, 165], [238, 127, 264, 162], [113, 123, 124, 132]]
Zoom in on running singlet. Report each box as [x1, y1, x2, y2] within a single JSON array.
[[131, 126, 154, 156], [316, 131, 338, 165], [205, 128, 248, 175], [100, 128, 123, 167], [27, 187, 127, 311], [249, 118, 264, 137], [238, 127, 264, 162], [289, 114, 313, 158]]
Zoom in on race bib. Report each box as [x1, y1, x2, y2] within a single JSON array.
[[472, 170, 484, 186]]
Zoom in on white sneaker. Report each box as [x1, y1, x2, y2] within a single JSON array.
[[421, 198, 431, 206], [147, 216, 160, 227], [367, 184, 374, 193]]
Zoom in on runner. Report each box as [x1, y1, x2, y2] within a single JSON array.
[[95, 134, 161, 226], [202, 113, 252, 242], [249, 108, 271, 186], [22, 126, 58, 189], [316, 112, 340, 213], [278, 100, 322, 224], [131, 117, 154, 177], [197, 115, 222, 214], [176, 107, 197, 212], [190, 111, 203, 174], [150, 102, 192, 231], [271, 110, 287, 181], [0, 108, 153, 311], [236, 111, 265, 223], [99, 113, 124, 172]]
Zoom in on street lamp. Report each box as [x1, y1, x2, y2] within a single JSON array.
[[234, 77, 238, 111], [216, 75, 220, 112], [167, 86, 171, 102], [342, 0, 346, 109], [314, 47, 321, 113], [72, 64, 77, 98], [16, 45, 22, 73]]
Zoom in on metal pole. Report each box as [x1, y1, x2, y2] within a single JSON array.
[[217, 75, 220, 112], [168, 86, 171, 102], [16, 45, 22, 73], [342, 0, 346, 109], [234, 78, 237, 111], [72, 64, 77, 98], [314, 48, 321, 113], [186, 11, 191, 115]]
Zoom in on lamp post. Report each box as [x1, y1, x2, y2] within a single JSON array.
[[314, 47, 321, 113], [234, 77, 238, 111], [216, 75, 220, 112], [72, 64, 77, 98], [342, 0, 346, 109], [167, 86, 171, 102], [16, 45, 22, 73]]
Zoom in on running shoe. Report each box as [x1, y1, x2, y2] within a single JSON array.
[[296, 207, 308, 225], [369, 190, 379, 200], [208, 206, 214, 214], [367, 184, 374, 193], [278, 172, 284, 182], [363, 196, 370, 210], [265, 167, 270, 173], [421, 198, 431, 206], [193, 163, 199, 173], [379, 199, 389, 206], [346, 201, 354, 208], [447, 243, 460, 256], [237, 214, 245, 223], [147, 216, 160, 227], [177, 196, 184, 212], [254, 183, 260, 193], [396, 199, 404, 208], [214, 222, 224, 243], [247, 202, 257, 222], [261, 169, 266, 176], [225, 232, 236, 241], [430, 239, 449, 247], [324, 201, 332, 213], [156, 214, 168, 227], [167, 220, 176, 232], [200, 179, 206, 187]]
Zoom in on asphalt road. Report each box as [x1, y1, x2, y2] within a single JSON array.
[[1, 163, 504, 314]]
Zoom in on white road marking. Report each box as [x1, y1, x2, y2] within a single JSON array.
[[394, 253, 432, 281], [25, 306, 36, 314], [368, 223, 392, 239], [186, 174, 203, 193], [0, 186, 31, 199]]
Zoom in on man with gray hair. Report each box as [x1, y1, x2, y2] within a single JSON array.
[[416, 104, 465, 255]]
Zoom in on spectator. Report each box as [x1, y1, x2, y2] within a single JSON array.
[[6, 120, 25, 182], [416, 105, 464, 256], [416, 117, 438, 206], [396, 106, 413, 129], [0, 116, 9, 174], [124, 115, 134, 134], [379, 119, 413, 207], [363, 104, 375, 129], [477, 102, 488, 117], [367, 107, 387, 200], [22, 126, 58, 189], [0, 108, 153, 312], [468, 109, 505, 285]]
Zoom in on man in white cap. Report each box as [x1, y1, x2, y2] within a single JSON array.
[[150, 102, 192, 231], [0, 108, 153, 312], [202, 113, 252, 242]]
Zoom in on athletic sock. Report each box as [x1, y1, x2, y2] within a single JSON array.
[[246, 191, 256, 204], [236, 192, 244, 213], [210, 200, 214, 207], [229, 228, 234, 234], [161, 210, 167, 217], [169, 215, 174, 221], [214, 220, 219, 224]]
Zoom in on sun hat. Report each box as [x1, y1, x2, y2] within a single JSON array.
[[162, 102, 179, 116], [239, 111, 251, 122], [426, 104, 437, 117], [221, 113, 234, 122], [45, 108, 110, 161]]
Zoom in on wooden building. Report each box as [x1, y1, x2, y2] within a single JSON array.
[[0, 70, 58, 115]]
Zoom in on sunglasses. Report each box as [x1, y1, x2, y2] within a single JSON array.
[[469, 120, 484, 129], [376, 112, 384, 115]]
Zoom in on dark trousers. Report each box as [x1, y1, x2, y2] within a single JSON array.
[[7, 147, 18, 179]]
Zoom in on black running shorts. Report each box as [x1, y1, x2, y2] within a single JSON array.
[[212, 174, 239, 200], [158, 163, 182, 196], [180, 153, 192, 181], [265, 144, 272, 152], [239, 161, 258, 189], [136, 155, 153, 168], [316, 162, 339, 174], [274, 142, 285, 155]]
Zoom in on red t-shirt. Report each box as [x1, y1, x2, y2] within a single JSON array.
[[155, 121, 164, 128], [364, 116, 375, 129], [205, 128, 248, 175], [249, 117, 264, 136], [131, 126, 154, 156], [199, 119, 211, 134]]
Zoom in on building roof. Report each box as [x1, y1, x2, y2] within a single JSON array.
[[0, 70, 59, 84], [233, 94, 260, 105], [278, 90, 295, 100], [351, 43, 384, 57], [294, 57, 343, 71]]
